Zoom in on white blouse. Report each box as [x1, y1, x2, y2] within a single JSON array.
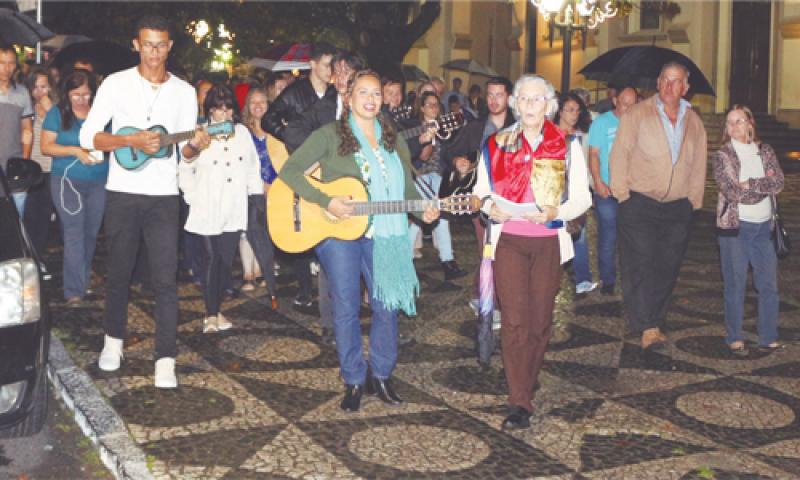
[[731, 138, 772, 223], [179, 123, 263, 235]]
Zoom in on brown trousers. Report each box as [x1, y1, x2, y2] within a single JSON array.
[[494, 234, 561, 413]]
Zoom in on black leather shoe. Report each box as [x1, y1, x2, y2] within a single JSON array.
[[340, 384, 363, 412], [502, 406, 531, 430], [367, 377, 403, 405], [442, 260, 467, 281]]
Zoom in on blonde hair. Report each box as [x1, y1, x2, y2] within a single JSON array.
[[721, 104, 760, 145]]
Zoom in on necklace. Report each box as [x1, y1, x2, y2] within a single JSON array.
[[139, 76, 165, 122]]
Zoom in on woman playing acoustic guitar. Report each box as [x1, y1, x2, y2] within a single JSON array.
[[279, 70, 439, 412]]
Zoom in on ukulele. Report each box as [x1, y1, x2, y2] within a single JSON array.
[[114, 121, 235, 170]]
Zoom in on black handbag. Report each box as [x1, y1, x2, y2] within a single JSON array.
[[5, 157, 43, 193], [771, 195, 791, 259]]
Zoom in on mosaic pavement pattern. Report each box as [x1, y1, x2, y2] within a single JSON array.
[[48, 174, 800, 479]]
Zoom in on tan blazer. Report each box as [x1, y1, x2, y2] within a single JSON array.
[[609, 96, 707, 210]]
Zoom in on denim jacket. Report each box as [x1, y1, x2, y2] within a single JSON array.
[[712, 141, 783, 231]]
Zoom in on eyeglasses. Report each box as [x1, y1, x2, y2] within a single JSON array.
[[726, 118, 749, 127], [141, 42, 170, 52], [516, 95, 550, 105], [423, 102, 439, 108], [213, 105, 233, 112], [69, 93, 92, 101]]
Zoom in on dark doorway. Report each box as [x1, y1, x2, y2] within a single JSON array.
[[729, 1, 771, 112]]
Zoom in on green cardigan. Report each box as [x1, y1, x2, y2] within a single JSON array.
[[278, 122, 422, 209]]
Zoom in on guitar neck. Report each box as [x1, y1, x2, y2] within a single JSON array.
[[160, 130, 195, 146], [351, 199, 438, 216], [400, 125, 426, 140]]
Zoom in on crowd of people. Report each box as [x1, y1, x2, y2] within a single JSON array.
[[0, 14, 787, 429]]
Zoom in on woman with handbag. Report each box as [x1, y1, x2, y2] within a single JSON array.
[[713, 105, 784, 356]]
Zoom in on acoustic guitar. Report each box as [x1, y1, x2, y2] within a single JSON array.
[[399, 111, 464, 141], [114, 121, 235, 170], [267, 176, 479, 253]]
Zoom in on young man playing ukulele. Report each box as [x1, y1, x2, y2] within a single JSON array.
[[79, 15, 208, 388]]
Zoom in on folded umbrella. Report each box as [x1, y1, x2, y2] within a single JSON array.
[[578, 45, 715, 96], [0, 8, 54, 47], [477, 213, 497, 368]]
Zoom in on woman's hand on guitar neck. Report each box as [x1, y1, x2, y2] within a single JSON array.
[[327, 196, 355, 219], [128, 129, 162, 155]]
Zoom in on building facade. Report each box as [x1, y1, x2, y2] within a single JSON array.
[[405, 0, 800, 127]]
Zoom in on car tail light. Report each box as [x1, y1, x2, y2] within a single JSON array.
[[0, 258, 40, 328], [0, 381, 25, 414]]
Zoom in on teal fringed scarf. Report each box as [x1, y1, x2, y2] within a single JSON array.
[[349, 114, 420, 315]]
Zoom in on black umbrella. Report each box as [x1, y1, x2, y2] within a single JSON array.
[[0, 8, 54, 46], [578, 46, 715, 96], [50, 40, 138, 76], [401, 64, 429, 82]]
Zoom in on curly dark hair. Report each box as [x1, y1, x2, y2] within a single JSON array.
[[336, 70, 397, 156], [553, 92, 592, 134]]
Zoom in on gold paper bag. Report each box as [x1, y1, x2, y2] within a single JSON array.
[[531, 158, 565, 207]]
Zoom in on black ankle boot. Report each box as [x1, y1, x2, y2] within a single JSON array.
[[368, 377, 403, 405], [340, 384, 363, 412], [442, 260, 466, 281]]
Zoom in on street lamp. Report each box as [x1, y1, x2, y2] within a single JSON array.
[[530, 0, 622, 93]]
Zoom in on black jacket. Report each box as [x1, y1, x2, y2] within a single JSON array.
[[283, 95, 337, 153], [261, 77, 336, 142], [447, 110, 516, 162]]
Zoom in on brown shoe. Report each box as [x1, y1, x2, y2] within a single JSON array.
[[642, 328, 667, 350]]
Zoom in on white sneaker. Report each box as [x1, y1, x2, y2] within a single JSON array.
[[576, 281, 598, 295], [154, 357, 177, 389], [492, 310, 502, 331], [98, 335, 124, 371], [202, 316, 218, 333], [216, 313, 233, 331]]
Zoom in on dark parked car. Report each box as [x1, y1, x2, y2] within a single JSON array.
[[0, 165, 50, 438]]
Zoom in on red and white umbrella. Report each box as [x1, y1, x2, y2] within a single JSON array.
[[248, 43, 311, 72]]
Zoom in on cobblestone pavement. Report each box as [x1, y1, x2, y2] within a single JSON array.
[[48, 173, 800, 479]]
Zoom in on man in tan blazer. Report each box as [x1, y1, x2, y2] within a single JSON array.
[[609, 62, 707, 351]]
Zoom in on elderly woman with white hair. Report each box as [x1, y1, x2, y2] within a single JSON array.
[[473, 74, 591, 430]]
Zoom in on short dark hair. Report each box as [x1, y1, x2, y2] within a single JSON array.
[[310, 42, 336, 62], [448, 94, 461, 105], [135, 15, 171, 38], [332, 51, 364, 72], [203, 83, 240, 123], [486, 76, 513, 95], [0, 43, 18, 87]]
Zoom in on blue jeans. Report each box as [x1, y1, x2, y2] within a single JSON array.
[[50, 176, 106, 299], [572, 223, 592, 284], [408, 172, 454, 262], [719, 220, 779, 346], [594, 194, 618, 286], [12, 191, 27, 217], [316, 237, 398, 385]]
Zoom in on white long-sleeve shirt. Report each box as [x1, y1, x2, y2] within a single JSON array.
[[179, 124, 263, 236], [79, 67, 197, 195]]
